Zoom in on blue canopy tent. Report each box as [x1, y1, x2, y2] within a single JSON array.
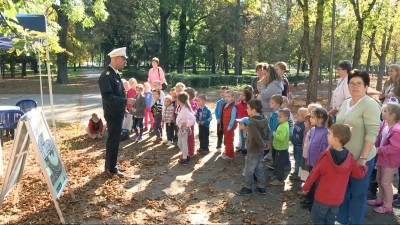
[[0, 14, 58, 144], [0, 14, 47, 49]]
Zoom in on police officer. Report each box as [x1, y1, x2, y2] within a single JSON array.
[[99, 47, 134, 178]]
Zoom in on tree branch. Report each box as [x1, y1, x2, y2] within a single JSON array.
[[137, 2, 161, 36], [362, 0, 377, 21], [384, 25, 394, 54], [188, 14, 209, 34], [349, 0, 362, 23], [0, 13, 21, 38], [296, 0, 304, 8], [373, 42, 381, 58]]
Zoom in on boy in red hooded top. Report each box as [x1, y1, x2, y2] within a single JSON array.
[[302, 124, 368, 225], [85, 113, 106, 139]]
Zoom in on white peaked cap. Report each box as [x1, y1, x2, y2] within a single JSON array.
[[108, 47, 128, 58]]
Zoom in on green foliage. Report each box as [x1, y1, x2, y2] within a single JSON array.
[[166, 74, 255, 88]]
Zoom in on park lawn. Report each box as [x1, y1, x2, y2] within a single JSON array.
[[0, 71, 98, 95]]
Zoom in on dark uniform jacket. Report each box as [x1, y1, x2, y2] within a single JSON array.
[[99, 66, 127, 119]]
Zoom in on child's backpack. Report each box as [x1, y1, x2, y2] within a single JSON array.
[[119, 129, 130, 141]]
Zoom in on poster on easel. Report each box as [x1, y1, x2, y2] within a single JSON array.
[[27, 109, 68, 198], [0, 109, 74, 224]]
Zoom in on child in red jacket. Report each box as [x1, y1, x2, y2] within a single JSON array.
[[220, 90, 237, 159], [302, 124, 368, 225], [235, 89, 252, 154], [85, 113, 106, 139]]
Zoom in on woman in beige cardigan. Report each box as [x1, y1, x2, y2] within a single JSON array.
[[335, 70, 381, 224]]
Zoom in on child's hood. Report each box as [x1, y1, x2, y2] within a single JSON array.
[[249, 114, 268, 128], [324, 149, 354, 173]]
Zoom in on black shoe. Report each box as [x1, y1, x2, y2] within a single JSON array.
[[236, 187, 253, 196], [200, 150, 209, 155], [105, 170, 124, 178], [300, 198, 313, 207], [367, 191, 377, 200], [179, 158, 189, 165], [240, 148, 247, 155], [256, 187, 267, 195]]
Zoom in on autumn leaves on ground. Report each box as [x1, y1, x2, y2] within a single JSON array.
[[0, 75, 397, 224]]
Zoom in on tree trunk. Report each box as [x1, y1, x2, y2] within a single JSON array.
[[160, 2, 171, 71], [31, 59, 39, 73], [307, 0, 324, 104], [294, 41, 303, 87], [192, 52, 197, 74], [10, 56, 15, 78], [376, 25, 393, 91], [74, 63, 77, 72], [211, 46, 216, 74], [234, 0, 241, 75], [239, 55, 243, 75], [223, 43, 229, 75], [294, 43, 302, 87], [366, 26, 377, 74], [298, 0, 325, 104], [350, 0, 377, 69], [281, 0, 292, 59], [55, 1, 69, 84], [177, 5, 187, 74], [352, 23, 363, 69], [22, 61, 27, 77]]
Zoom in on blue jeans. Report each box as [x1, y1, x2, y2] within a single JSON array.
[[336, 157, 375, 225], [239, 130, 245, 149], [244, 152, 266, 189], [293, 145, 303, 176], [312, 200, 339, 225]]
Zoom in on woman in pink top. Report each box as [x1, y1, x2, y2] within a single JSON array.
[[148, 57, 166, 88]]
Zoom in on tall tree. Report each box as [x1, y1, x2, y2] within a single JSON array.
[[297, 0, 326, 104], [176, 0, 212, 73], [365, 25, 377, 74], [349, 0, 377, 69], [54, 0, 108, 84], [233, 0, 242, 75], [374, 24, 393, 91]]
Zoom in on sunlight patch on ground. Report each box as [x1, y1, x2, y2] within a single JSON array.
[[189, 213, 210, 224], [281, 201, 287, 213], [193, 151, 218, 170], [162, 174, 192, 195], [124, 178, 153, 195]]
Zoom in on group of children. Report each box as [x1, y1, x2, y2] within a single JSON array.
[[231, 85, 400, 224], [86, 75, 400, 224]]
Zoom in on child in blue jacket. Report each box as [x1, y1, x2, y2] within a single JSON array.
[[196, 94, 212, 154]]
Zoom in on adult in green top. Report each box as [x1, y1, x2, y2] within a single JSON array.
[[336, 69, 381, 225]]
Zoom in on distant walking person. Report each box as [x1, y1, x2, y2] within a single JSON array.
[[99, 47, 134, 178]]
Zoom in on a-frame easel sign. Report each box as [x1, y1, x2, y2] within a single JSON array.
[[0, 109, 74, 224]]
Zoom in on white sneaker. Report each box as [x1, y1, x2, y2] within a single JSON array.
[[221, 154, 233, 160], [167, 141, 173, 146]]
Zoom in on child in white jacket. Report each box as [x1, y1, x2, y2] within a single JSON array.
[[176, 92, 196, 164]]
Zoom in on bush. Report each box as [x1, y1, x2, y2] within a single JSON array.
[[121, 71, 256, 89], [121, 69, 147, 81], [167, 74, 256, 88]]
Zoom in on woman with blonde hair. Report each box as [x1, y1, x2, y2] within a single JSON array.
[[380, 64, 400, 104]]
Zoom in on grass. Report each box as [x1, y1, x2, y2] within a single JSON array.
[[0, 68, 99, 94]]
